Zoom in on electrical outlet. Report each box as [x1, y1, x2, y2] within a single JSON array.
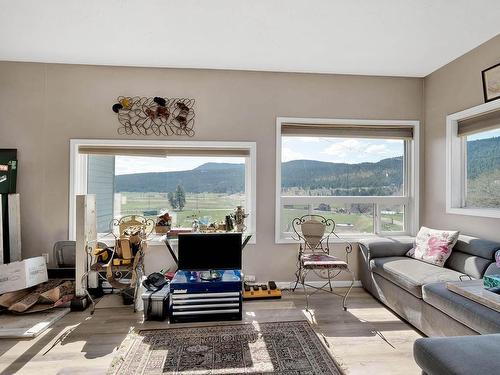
[[42, 253, 49, 264], [244, 274, 256, 282]]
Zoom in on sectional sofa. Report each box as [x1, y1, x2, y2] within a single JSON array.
[[358, 235, 500, 337]]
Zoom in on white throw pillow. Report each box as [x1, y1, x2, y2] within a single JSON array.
[[406, 226, 459, 267]]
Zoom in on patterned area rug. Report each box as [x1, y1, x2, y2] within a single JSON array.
[[108, 320, 343, 374]]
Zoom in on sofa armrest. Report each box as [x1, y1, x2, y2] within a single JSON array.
[[358, 237, 414, 260]]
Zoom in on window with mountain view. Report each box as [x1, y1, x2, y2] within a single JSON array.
[[88, 155, 247, 233], [80, 143, 256, 236], [276, 119, 419, 241], [464, 128, 500, 209], [280, 136, 406, 236], [447, 107, 500, 218], [281, 137, 404, 197]]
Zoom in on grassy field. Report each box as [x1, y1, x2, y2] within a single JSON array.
[[381, 212, 404, 231], [281, 205, 404, 234], [119, 192, 245, 227], [282, 206, 373, 234], [119, 192, 404, 233]]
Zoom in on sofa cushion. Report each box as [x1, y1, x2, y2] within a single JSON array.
[[370, 257, 465, 298], [422, 282, 500, 334], [445, 251, 493, 279], [414, 334, 500, 375], [444, 236, 500, 278], [454, 235, 500, 259]]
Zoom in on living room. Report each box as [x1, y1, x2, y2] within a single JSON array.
[[0, 1, 499, 374]]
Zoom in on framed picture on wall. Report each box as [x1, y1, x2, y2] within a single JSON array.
[[482, 62, 500, 102]]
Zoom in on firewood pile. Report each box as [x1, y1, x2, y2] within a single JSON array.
[[0, 280, 75, 314]]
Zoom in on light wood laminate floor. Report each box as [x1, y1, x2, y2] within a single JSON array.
[[0, 288, 422, 375]]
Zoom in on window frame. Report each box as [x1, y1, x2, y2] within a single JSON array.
[[69, 139, 257, 243], [446, 100, 500, 218], [275, 117, 420, 243]]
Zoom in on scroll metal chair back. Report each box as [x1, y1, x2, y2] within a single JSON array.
[[292, 215, 335, 254], [291, 214, 354, 311], [113, 214, 155, 239]]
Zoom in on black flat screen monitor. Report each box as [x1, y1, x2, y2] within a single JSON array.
[[178, 232, 242, 270]]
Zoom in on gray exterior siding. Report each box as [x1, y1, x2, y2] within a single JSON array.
[[87, 155, 115, 233]]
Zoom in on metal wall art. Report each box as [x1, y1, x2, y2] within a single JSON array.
[[112, 96, 195, 136]]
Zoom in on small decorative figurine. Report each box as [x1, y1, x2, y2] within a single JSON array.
[[225, 215, 234, 232], [231, 206, 249, 232], [155, 211, 172, 233], [192, 219, 200, 233]]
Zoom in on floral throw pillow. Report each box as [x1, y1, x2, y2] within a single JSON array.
[[406, 226, 459, 267]]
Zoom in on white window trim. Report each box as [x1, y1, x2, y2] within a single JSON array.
[[69, 139, 257, 243], [275, 117, 420, 243], [446, 100, 500, 219]]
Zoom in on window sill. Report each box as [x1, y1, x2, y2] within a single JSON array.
[[97, 233, 256, 247], [275, 232, 412, 244], [447, 207, 500, 219]]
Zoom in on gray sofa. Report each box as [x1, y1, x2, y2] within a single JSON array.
[[358, 235, 500, 336], [413, 334, 500, 375]]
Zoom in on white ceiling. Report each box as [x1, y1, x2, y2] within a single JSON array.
[[1, 0, 500, 77]]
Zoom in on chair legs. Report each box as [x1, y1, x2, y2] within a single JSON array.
[[342, 269, 355, 311], [300, 268, 310, 310], [292, 267, 301, 292], [327, 269, 333, 292], [296, 266, 354, 311], [292, 253, 303, 292]]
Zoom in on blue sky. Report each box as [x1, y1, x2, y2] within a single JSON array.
[[115, 136, 406, 175], [467, 128, 500, 141], [115, 156, 244, 175], [281, 137, 404, 164]]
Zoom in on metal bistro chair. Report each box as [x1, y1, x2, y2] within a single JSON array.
[[83, 215, 155, 313], [291, 215, 355, 311]]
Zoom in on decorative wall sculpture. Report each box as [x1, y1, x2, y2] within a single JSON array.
[[112, 96, 195, 136]]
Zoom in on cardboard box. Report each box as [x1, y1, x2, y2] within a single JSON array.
[[0, 257, 48, 294]]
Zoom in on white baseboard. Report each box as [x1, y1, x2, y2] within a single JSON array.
[[276, 280, 362, 290]]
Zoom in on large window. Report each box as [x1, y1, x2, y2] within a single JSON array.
[[70, 140, 256, 241], [447, 103, 500, 217], [465, 128, 500, 208], [276, 118, 419, 242]]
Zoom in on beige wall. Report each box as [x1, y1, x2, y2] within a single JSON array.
[[423, 34, 500, 241], [0, 62, 423, 281]]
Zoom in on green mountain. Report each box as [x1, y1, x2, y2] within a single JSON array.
[[115, 158, 404, 195], [115, 162, 244, 194], [467, 136, 500, 179], [115, 136, 500, 195], [281, 157, 403, 196]]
